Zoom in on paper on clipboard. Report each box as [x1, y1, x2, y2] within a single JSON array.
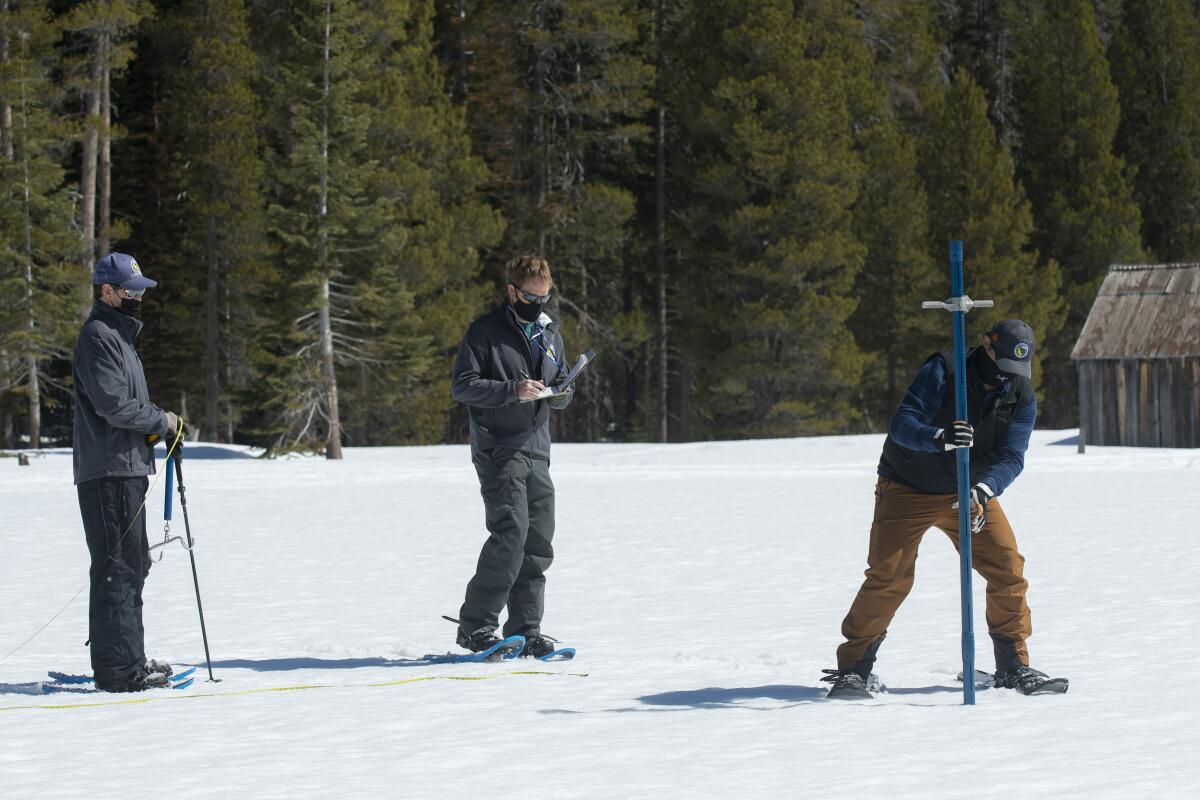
[[522, 347, 596, 402]]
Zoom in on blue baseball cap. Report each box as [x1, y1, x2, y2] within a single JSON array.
[[92, 252, 157, 291]]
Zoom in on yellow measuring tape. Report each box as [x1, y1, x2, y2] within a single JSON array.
[[0, 669, 589, 713]]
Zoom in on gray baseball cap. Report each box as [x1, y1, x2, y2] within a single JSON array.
[[989, 319, 1035, 378]]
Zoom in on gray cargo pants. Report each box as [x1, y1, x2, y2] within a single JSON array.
[[459, 448, 555, 637]]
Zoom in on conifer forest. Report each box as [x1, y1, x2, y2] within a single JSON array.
[[2, 0, 1198, 455]]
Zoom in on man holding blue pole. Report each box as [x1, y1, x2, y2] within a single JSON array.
[[822, 320, 1067, 698]]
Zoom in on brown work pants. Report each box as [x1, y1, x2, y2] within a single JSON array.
[[836, 477, 1032, 672]]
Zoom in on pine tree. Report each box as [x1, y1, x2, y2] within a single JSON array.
[[946, 0, 1025, 146], [59, 0, 152, 272], [830, 0, 943, 423], [154, 0, 266, 442], [1012, 0, 1146, 424], [856, 0, 945, 133], [851, 121, 940, 424], [259, 0, 500, 455], [1109, 0, 1200, 261], [0, 0, 81, 447], [920, 69, 1063, 393], [674, 0, 866, 438], [446, 0, 654, 442]]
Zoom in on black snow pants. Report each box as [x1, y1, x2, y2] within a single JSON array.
[[77, 476, 151, 687], [459, 449, 555, 637]]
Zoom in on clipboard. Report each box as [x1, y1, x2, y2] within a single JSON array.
[[521, 347, 596, 402]]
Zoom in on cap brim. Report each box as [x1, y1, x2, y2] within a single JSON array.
[[121, 274, 158, 290], [995, 357, 1031, 378]]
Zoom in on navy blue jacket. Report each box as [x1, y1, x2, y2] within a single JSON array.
[[878, 352, 1035, 496]]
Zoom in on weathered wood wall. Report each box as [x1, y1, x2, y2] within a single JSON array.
[[1078, 358, 1200, 447]]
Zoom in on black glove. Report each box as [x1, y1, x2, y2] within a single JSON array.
[[969, 483, 992, 534], [933, 420, 974, 451]]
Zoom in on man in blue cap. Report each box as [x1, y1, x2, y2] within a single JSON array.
[[73, 252, 187, 692]]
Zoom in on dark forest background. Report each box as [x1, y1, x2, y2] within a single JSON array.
[[3, 0, 1199, 455]]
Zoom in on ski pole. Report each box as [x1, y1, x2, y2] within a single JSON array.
[[922, 240, 992, 706], [173, 455, 220, 683]]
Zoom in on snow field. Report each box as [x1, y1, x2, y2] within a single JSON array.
[[1, 432, 1197, 797]]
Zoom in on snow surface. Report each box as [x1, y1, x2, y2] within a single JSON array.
[[1, 432, 1197, 798]]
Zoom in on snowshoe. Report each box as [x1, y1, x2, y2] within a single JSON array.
[[993, 666, 1068, 695], [821, 669, 884, 700]]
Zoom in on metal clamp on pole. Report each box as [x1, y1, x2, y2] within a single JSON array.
[[921, 297, 995, 313], [150, 454, 192, 562]]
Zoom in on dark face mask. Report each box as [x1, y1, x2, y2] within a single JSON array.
[[118, 298, 143, 320], [512, 298, 542, 323], [975, 347, 1005, 385]]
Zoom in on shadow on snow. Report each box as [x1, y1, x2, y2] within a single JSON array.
[[535, 681, 967, 714], [637, 684, 826, 707]]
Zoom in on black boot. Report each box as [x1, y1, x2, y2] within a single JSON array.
[[821, 669, 870, 699], [96, 670, 171, 693], [144, 659, 173, 679], [991, 634, 1024, 675], [519, 633, 560, 659], [456, 625, 506, 653], [993, 665, 1069, 695]]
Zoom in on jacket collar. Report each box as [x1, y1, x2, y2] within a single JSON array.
[[90, 301, 144, 343]]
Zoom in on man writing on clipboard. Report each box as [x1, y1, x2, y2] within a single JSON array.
[[449, 255, 581, 658]]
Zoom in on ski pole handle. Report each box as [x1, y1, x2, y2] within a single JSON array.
[[164, 455, 175, 521]]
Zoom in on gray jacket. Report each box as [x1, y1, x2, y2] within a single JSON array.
[[72, 303, 170, 485], [451, 302, 572, 460]]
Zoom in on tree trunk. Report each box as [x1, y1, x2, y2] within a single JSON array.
[[319, 1, 342, 460], [98, 38, 112, 258], [654, 0, 669, 443], [453, 0, 467, 102], [80, 38, 101, 274], [533, 1, 546, 253], [1, 0, 11, 161], [204, 215, 220, 440], [18, 39, 40, 448], [224, 265, 234, 443], [318, 277, 341, 459], [1, 405, 12, 450]]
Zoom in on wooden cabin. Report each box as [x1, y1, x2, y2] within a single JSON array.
[[1071, 262, 1200, 447]]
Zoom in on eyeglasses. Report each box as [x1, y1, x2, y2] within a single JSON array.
[[510, 284, 551, 305], [117, 286, 146, 299]]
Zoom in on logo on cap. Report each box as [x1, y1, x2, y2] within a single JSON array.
[[130, 258, 142, 274], [1014, 342, 1030, 359]]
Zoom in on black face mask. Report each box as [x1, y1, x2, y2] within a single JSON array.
[[975, 347, 1004, 385], [512, 298, 542, 323], [117, 298, 143, 320]]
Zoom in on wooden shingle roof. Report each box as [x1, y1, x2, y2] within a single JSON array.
[[1071, 262, 1200, 360]]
